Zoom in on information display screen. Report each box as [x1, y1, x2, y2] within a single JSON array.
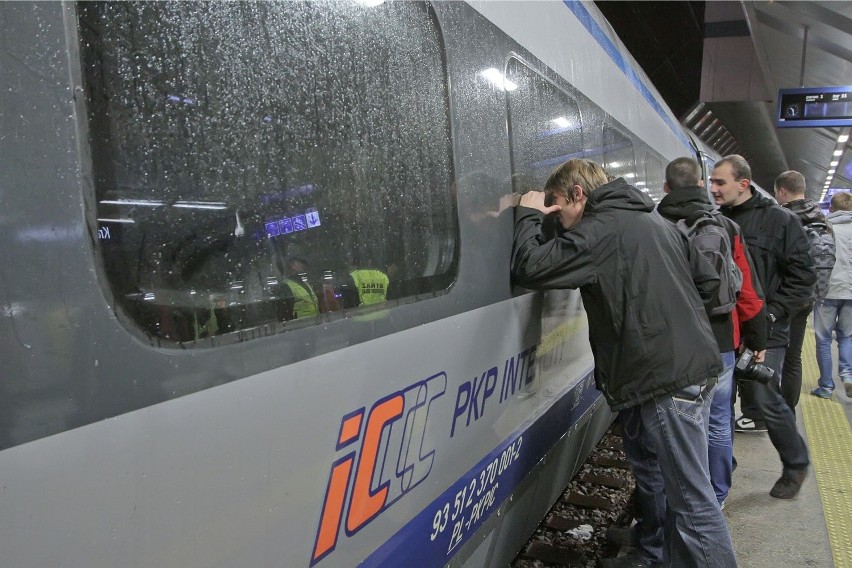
[[777, 86, 852, 128]]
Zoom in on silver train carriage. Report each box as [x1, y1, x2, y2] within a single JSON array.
[[0, 1, 708, 567]]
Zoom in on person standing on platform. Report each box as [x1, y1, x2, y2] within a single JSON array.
[[658, 157, 767, 509], [512, 158, 736, 568], [712, 154, 813, 499], [774, 170, 836, 408], [812, 191, 852, 399]]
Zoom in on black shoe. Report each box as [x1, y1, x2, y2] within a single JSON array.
[[605, 526, 634, 548], [734, 416, 767, 433], [770, 468, 807, 499], [599, 549, 661, 568]]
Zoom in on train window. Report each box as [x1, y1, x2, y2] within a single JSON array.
[[506, 58, 584, 190], [602, 125, 636, 184], [77, 1, 457, 345], [643, 152, 665, 202]]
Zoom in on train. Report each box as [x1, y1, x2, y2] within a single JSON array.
[[1, 2, 729, 567]]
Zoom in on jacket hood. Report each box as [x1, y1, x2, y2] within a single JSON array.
[[783, 198, 827, 225], [656, 186, 713, 221], [586, 177, 655, 213], [827, 210, 852, 225], [721, 186, 774, 213]]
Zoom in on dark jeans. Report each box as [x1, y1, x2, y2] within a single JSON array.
[[619, 381, 737, 567], [737, 347, 810, 470], [781, 304, 811, 410]]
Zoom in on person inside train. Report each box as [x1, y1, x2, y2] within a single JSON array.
[[657, 157, 767, 510], [512, 158, 736, 568], [282, 256, 320, 319], [773, 170, 836, 405], [812, 191, 852, 400], [711, 154, 813, 499]]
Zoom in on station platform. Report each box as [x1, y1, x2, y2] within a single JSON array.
[[727, 326, 851, 568]]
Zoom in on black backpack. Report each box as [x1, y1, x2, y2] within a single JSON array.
[[677, 210, 743, 315], [803, 221, 836, 302]]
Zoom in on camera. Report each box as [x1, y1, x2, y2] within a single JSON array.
[[734, 348, 775, 384]]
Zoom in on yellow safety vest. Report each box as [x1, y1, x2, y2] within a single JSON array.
[[350, 269, 389, 306], [285, 278, 319, 318]]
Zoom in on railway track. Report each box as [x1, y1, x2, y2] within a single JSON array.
[[511, 427, 636, 568]]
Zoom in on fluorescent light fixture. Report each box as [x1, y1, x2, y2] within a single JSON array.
[[551, 116, 572, 128], [100, 199, 164, 207], [173, 201, 228, 210], [608, 162, 621, 169], [839, 134, 849, 143], [634, 181, 646, 187], [834, 149, 843, 156], [96, 217, 136, 224], [828, 169, 836, 175], [831, 161, 839, 166], [480, 68, 518, 91], [624, 173, 636, 179]]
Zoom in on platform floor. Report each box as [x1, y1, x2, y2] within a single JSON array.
[[726, 326, 851, 568]]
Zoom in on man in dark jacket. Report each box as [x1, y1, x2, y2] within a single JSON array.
[[774, 170, 835, 408], [513, 158, 735, 568], [658, 157, 767, 510], [711, 154, 813, 499]]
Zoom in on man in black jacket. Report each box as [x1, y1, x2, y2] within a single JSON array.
[[711, 154, 813, 499], [658, 157, 767, 510], [774, 170, 835, 408], [513, 158, 735, 568]]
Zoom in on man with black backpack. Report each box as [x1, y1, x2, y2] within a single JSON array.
[[658, 157, 767, 509], [774, 170, 836, 407], [712, 155, 813, 499]]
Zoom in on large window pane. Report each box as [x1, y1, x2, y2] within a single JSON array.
[[506, 58, 584, 190], [79, 1, 457, 345]]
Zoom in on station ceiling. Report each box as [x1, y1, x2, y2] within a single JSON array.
[[595, 1, 852, 204]]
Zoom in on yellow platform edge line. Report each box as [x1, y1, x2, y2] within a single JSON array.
[[801, 322, 852, 568]]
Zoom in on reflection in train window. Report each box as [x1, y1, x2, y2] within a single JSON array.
[[643, 151, 665, 202], [602, 125, 636, 187], [78, 1, 457, 345], [506, 58, 584, 191]]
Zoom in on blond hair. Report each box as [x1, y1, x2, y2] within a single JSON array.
[[544, 159, 609, 202]]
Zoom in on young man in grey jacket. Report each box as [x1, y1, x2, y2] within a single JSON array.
[[813, 191, 852, 399], [512, 158, 735, 568]]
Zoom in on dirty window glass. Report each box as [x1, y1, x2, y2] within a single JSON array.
[[506, 58, 584, 191], [602, 125, 636, 186], [78, 1, 457, 345], [643, 151, 665, 202]]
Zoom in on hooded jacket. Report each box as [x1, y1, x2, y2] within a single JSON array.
[[512, 178, 723, 410], [657, 186, 767, 353], [826, 209, 852, 299], [721, 189, 816, 347]]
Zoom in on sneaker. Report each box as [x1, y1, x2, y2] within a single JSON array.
[[769, 468, 807, 499], [599, 549, 661, 568], [845, 383, 852, 398], [734, 416, 767, 433], [811, 387, 833, 399]]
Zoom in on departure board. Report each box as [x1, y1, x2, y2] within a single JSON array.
[[777, 86, 852, 128]]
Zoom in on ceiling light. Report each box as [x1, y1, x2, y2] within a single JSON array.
[[608, 162, 621, 169], [834, 150, 843, 156], [828, 169, 836, 175], [831, 161, 839, 166], [551, 117, 573, 128], [839, 134, 849, 143]]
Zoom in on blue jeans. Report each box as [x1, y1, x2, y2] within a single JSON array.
[[708, 352, 735, 504], [619, 381, 737, 567], [738, 347, 810, 470], [813, 299, 852, 389]]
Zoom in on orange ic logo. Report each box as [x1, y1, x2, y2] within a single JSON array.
[[310, 372, 447, 565]]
